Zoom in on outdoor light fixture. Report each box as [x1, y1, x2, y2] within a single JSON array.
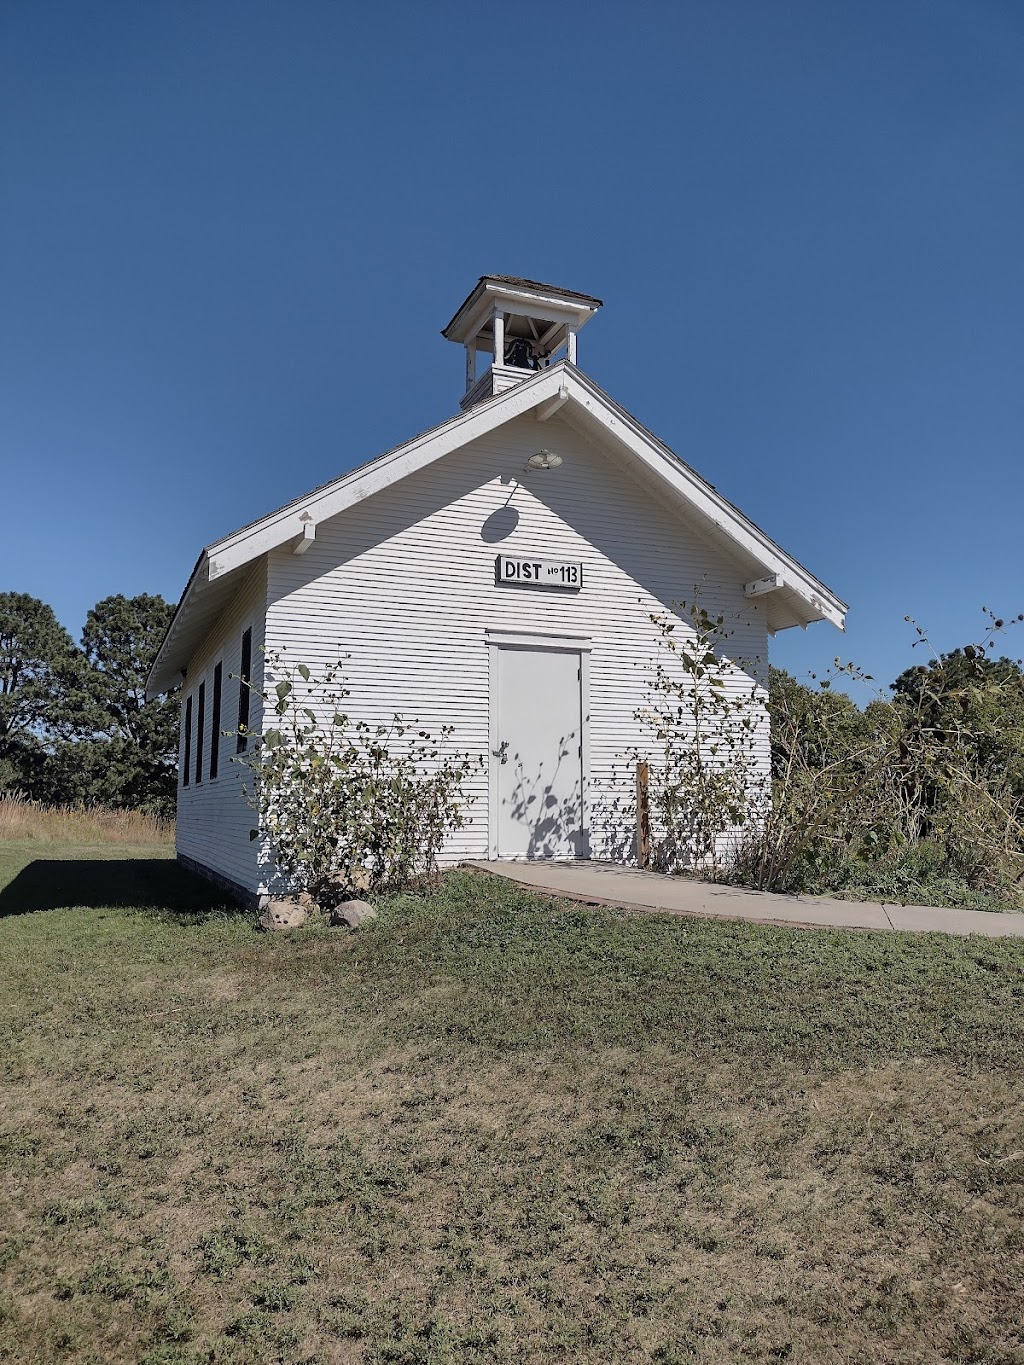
[[526, 449, 563, 471]]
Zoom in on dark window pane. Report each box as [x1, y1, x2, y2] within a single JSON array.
[[196, 681, 206, 785], [237, 627, 252, 753], [183, 694, 192, 788], [210, 662, 222, 780]]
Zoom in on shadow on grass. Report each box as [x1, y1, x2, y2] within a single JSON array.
[[0, 857, 239, 918]]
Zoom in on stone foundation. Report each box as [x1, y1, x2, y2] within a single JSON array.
[[176, 851, 266, 911]]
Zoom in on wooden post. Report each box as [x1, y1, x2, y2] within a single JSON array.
[[566, 328, 577, 365], [465, 339, 476, 392], [492, 308, 505, 367], [636, 760, 650, 869]]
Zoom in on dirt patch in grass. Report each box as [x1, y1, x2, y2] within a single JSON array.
[[1, 862, 1023, 1362]]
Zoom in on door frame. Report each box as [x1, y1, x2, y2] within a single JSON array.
[[485, 628, 592, 860]]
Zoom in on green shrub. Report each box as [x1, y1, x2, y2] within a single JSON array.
[[234, 651, 481, 906]]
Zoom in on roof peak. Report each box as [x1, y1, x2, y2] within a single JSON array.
[[474, 274, 602, 307], [146, 362, 846, 697]]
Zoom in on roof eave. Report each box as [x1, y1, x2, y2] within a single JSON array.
[[150, 361, 846, 691], [560, 366, 848, 631], [441, 278, 601, 345], [145, 550, 209, 700]]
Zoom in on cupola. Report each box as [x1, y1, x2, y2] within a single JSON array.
[[442, 275, 602, 411]]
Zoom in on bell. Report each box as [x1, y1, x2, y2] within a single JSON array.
[[504, 336, 536, 369]]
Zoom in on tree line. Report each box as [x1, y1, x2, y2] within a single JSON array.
[[0, 591, 177, 816], [4, 584, 1023, 911]]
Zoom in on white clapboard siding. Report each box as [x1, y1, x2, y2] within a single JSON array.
[[260, 409, 771, 872], [459, 364, 534, 410], [175, 560, 267, 892]]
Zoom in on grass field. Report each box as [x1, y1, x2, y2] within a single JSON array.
[[0, 794, 173, 847], [1, 844, 1023, 1364]]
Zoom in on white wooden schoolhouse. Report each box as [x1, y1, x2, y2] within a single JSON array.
[[147, 276, 846, 905]]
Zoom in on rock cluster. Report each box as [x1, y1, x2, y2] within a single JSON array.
[[257, 894, 378, 931]]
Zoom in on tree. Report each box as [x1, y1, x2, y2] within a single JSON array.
[[768, 667, 874, 776], [0, 591, 177, 811], [740, 621, 1024, 903], [76, 594, 179, 813], [890, 648, 1024, 802], [0, 593, 78, 789]]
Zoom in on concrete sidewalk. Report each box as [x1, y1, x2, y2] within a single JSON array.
[[462, 860, 1024, 939]]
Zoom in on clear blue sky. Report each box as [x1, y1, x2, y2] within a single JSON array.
[[2, 0, 1021, 698]]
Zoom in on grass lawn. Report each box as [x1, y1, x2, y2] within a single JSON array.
[[1, 846, 1023, 1364]]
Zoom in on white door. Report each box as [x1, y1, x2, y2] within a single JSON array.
[[494, 645, 587, 859]]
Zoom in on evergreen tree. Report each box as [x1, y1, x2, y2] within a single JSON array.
[[77, 593, 178, 813], [0, 592, 78, 790]]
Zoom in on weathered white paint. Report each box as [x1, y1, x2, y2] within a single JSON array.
[[150, 364, 844, 660], [459, 363, 538, 411], [442, 275, 602, 358], [155, 276, 851, 906], [149, 363, 846, 697], [493, 643, 585, 859], [174, 559, 267, 894], [745, 573, 783, 597], [168, 404, 797, 898], [492, 309, 504, 372], [254, 409, 772, 881], [535, 384, 569, 422], [292, 519, 315, 554], [465, 339, 475, 391]]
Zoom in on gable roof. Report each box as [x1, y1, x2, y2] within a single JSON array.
[[146, 362, 847, 697]]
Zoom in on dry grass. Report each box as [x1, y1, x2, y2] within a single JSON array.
[[1, 853, 1023, 1363], [0, 792, 173, 845]]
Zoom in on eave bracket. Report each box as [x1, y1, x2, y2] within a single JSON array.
[[535, 385, 569, 422], [745, 572, 783, 598], [293, 516, 316, 555]]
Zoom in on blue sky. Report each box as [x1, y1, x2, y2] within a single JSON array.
[[1, 0, 1021, 699]]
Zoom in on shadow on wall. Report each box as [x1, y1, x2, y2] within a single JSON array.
[[501, 732, 590, 859], [480, 506, 520, 543], [0, 858, 237, 918], [511, 427, 769, 687], [267, 418, 761, 649], [589, 768, 640, 867]]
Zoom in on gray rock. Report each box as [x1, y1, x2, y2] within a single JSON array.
[[330, 899, 377, 929], [258, 898, 310, 931]]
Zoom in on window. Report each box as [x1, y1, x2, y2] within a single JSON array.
[[183, 694, 192, 787], [210, 662, 223, 780], [196, 681, 206, 785], [236, 627, 252, 753]]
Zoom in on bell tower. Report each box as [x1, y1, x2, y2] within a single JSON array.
[[442, 275, 602, 411]]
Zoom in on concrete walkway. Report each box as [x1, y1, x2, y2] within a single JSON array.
[[463, 860, 1024, 939]]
